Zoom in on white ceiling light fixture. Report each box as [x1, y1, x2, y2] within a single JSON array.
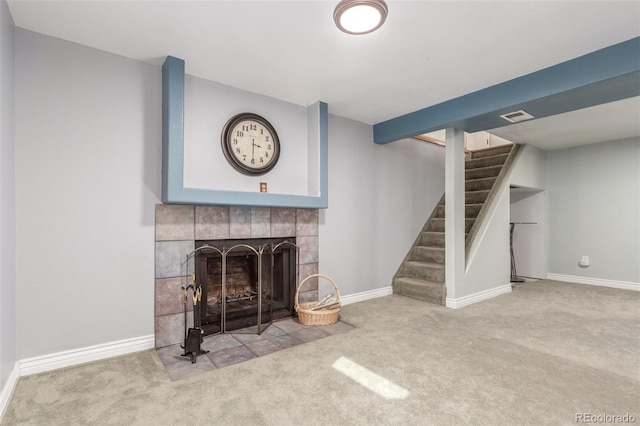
[[333, 0, 388, 35]]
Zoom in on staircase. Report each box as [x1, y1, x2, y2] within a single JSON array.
[[392, 144, 520, 305]]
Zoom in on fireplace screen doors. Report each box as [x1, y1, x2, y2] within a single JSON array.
[[184, 238, 298, 336]]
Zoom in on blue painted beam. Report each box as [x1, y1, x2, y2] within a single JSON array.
[[373, 37, 640, 144]]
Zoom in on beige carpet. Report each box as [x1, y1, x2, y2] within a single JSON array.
[[3, 280, 639, 425]]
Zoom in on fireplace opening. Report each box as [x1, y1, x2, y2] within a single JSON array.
[[195, 237, 297, 335]]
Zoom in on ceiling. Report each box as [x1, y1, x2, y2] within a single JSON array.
[[487, 96, 640, 151], [7, 0, 640, 151]]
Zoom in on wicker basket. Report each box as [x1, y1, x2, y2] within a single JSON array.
[[294, 274, 341, 326]]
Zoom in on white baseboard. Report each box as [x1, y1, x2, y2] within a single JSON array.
[[341, 286, 393, 306], [546, 273, 639, 291], [19, 334, 155, 377], [0, 363, 20, 422], [11, 287, 391, 380], [446, 283, 512, 309]]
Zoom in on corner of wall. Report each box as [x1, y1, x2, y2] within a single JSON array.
[[0, 0, 17, 400], [0, 362, 19, 422]]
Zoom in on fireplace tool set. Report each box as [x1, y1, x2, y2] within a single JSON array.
[[180, 273, 209, 363]]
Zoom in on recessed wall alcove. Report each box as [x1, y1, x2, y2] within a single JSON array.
[[154, 204, 319, 348]]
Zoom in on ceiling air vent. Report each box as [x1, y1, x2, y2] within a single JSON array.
[[500, 110, 534, 123]]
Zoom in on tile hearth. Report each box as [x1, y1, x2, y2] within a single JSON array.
[[156, 318, 354, 381]]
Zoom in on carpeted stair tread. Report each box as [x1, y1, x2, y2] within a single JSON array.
[[466, 165, 502, 180], [434, 204, 483, 218], [466, 177, 497, 191], [419, 231, 445, 247], [404, 260, 444, 269], [465, 153, 509, 170], [394, 276, 442, 286], [417, 231, 466, 247], [411, 246, 445, 264], [440, 192, 491, 205], [469, 144, 513, 159], [438, 191, 489, 204], [401, 260, 445, 282], [466, 190, 490, 204], [426, 218, 474, 233], [392, 276, 445, 305]]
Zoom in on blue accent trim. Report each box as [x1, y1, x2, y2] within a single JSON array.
[[318, 101, 329, 207], [161, 56, 328, 208], [161, 56, 185, 202], [164, 187, 327, 209], [374, 37, 640, 144]]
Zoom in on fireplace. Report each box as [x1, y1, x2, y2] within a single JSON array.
[[194, 237, 297, 335], [154, 205, 318, 349]]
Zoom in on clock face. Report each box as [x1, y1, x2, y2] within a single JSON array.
[[221, 113, 280, 176]]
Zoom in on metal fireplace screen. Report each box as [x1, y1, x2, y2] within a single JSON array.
[[191, 237, 297, 336]]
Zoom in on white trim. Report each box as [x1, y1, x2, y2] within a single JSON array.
[[19, 335, 155, 377], [446, 283, 512, 309], [546, 274, 639, 291], [0, 363, 20, 422], [341, 286, 393, 306]]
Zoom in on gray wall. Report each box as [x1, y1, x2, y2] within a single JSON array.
[[183, 74, 312, 195], [320, 116, 445, 296], [15, 29, 162, 358], [547, 138, 640, 283], [14, 30, 446, 360], [0, 0, 16, 389], [511, 144, 546, 190]]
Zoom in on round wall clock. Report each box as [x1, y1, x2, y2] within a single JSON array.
[[221, 112, 280, 176]]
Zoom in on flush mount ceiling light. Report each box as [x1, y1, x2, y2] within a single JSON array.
[[333, 0, 388, 35]]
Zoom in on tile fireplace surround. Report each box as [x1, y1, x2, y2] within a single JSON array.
[[154, 205, 319, 348]]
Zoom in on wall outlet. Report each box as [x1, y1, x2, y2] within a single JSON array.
[[260, 182, 268, 193], [579, 255, 590, 267]]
